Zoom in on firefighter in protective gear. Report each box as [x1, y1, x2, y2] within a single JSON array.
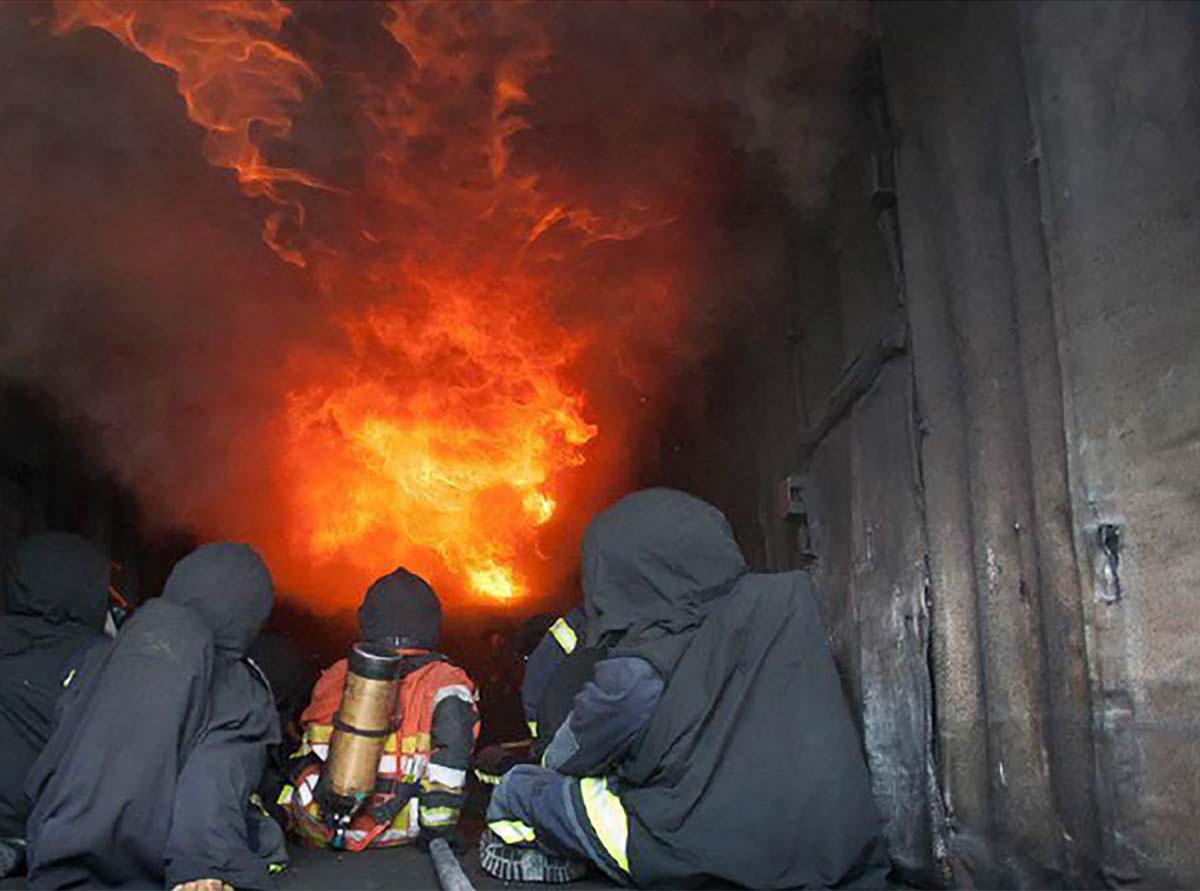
[[519, 607, 585, 740], [25, 543, 285, 890], [281, 568, 480, 851], [480, 489, 890, 888], [473, 607, 588, 787], [0, 534, 109, 879]]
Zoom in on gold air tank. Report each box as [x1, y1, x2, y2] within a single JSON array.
[[322, 642, 403, 846]]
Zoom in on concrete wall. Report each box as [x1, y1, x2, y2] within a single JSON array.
[[669, 2, 1199, 886], [881, 2, 1200, 884]]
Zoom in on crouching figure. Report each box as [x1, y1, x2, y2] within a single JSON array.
[[281, 568, 479, 851], [482, 488, 891, 889], [25, 543, 285, 890]]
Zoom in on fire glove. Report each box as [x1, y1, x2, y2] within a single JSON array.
[[473, 745, 520, 785]]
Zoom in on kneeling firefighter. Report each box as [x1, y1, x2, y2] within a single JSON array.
[[481, 488, 891, 888], [473, 606, 592, 787], [281, 568, 480, 851]]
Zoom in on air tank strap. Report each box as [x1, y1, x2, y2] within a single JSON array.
[[331, 711, 398, 738]]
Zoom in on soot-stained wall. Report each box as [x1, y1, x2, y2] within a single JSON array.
[[668, 2, 1199, 886]]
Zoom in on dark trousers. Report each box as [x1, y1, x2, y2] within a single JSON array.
[[487, 765, 628, 884]]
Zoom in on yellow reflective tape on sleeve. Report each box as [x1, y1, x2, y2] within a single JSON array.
[[62, 669, 77, 688], [400, 732, 432, 754], [474, 769, 502, 786], [528, 720, 539, 737], [267, 863, 285, 876], [579, 777, 629, 874], [549, 617, 578, 654], [488, 819, 537, 844], [307, 724, 333, 744], [277, 784, 295, 806]]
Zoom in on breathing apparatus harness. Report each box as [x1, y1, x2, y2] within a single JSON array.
[[314, 639, 448, 849]]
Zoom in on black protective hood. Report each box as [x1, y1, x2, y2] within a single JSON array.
[[582, 488, 747, 656], [2, 532, 108, 631], [162, 542, 273, 656], [358, 567, 442, 649]]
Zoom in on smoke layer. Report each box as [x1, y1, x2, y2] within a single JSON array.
[[0, 0, 869, 614]]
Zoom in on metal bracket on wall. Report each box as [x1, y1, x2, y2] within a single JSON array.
[[799, 312, 909, 459], [776, 473, 818, 569]]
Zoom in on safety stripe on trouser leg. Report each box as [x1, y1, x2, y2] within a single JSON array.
[[578, 777, 629, 873], [549, 618, 578, 654], [421, 806, 459, 828], [489, 819, 537, 844]]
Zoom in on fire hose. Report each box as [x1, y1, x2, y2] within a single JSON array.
[[429, 837, 476, 891]]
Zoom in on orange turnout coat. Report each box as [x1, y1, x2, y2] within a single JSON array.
[[281, 651, 479, 850]]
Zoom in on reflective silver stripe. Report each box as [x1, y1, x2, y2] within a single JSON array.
[[311, 743, 329, 760], [549, 617, 578, 654], [579, 777, 629, 873], [426, 762, 467, 787], [432, 684, 477, 707], [379, 754, 398, 774]]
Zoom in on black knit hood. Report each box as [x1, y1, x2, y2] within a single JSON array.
[[358, 567, 442, 650]]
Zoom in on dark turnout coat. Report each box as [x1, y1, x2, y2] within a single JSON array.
[[25, 543, 281, 890], [584, 489, 890, 889], [0, 534, 109, 840]]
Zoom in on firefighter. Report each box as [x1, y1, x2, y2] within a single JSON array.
[[0, 534, 110, 879], [473, 607, 589, 787], [480, 488, 891, 888], [518, 607, 585, 740], [280, 568, 480, 851], [24, 542, 285, 890]]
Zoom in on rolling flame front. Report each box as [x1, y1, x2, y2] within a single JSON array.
[[47, 0, 713, 609]]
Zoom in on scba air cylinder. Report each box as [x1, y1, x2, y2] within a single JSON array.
[[323, 642, 403, 843]]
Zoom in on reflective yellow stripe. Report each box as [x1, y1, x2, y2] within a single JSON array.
[[400, 732, 432, 754], [277, 784, 295, 806], [579, 777, 629, 873], [267, 863, 285, 876], [62, 669, 77, 688], [420, 806, 459, 827], [549, 617, 578, 654], [308, 725, 333, 744], [489, 819, 536, 844], [528, 720, 539, 737], [474, 769, 502, 786]]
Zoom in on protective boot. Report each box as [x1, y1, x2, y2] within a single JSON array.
[[0, 838, 26, 878], [477, 828, 588, 884]]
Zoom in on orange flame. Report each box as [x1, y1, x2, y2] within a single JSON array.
[[49, 1, 701, 611], [285, 286, 596, 602], [52, 0, 330, 266]]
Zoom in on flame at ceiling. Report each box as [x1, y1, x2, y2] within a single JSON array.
[[24, 0, 864, 613]]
